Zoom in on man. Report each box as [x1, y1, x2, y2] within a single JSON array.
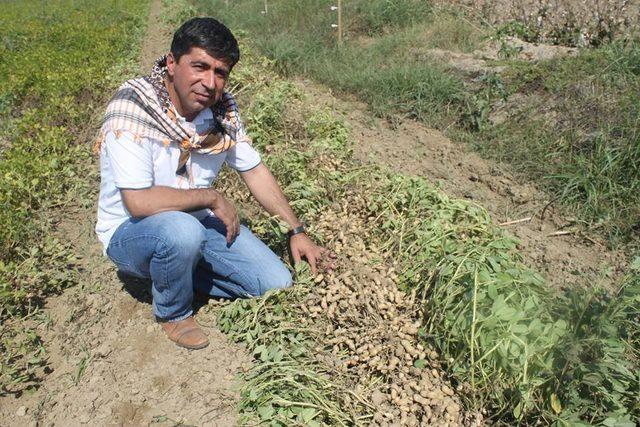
[[95, 17, 329, 350]]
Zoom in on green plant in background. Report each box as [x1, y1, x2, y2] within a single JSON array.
[[204, 0, 640, 247], [0, 0, 148, 394]]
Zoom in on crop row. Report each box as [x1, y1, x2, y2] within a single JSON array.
[[0, 0, 148, 394]]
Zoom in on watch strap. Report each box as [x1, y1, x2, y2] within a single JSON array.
[[287, 224, 306, 238]]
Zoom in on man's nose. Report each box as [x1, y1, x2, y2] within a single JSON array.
[[202, 71, 215, 91]]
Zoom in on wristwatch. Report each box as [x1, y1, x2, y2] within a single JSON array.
[[287, 224, 306, 238]]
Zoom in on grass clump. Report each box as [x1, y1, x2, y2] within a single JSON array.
[[0, 0, 147, 394], [465, 39, 640, 242]]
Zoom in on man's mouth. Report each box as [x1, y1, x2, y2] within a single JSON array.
[[194, 92, 213, 102]]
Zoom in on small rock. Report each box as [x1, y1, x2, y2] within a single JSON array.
[[370, 390, 386, 406], [16, 406, 27, 417], [146, 324, 155, 333], [94, 343, 111, 358]]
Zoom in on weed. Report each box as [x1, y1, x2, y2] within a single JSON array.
[[0, 0, 148, 393]]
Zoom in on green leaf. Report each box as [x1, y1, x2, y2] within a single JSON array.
[[487, 283, 498, 300], [300, 407, 317, 423], [413, 359, 428, 369], [257, 405, 275, 420]]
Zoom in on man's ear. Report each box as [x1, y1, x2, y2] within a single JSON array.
[[166, 52, 176, 77]]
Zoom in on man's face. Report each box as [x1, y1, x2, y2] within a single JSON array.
[[165, 47, 231, 121]]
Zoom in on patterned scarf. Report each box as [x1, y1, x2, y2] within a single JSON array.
[[96, 55, 244, 176]]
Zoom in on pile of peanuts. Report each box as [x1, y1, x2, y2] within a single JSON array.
[[296, 195, 483, 426]]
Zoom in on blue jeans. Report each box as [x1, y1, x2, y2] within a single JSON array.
[[106, 211, 292, 321]]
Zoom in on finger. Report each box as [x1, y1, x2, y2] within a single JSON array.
[[319, 248, 337, 259], [233, 216, 240, 239], [291, 248, 302, 264], [307, 253, 318, 275], [225, 217, 234, 244]]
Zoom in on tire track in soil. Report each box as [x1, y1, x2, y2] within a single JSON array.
[[0, 1, 251, 425], [295, 79, 627, 291]]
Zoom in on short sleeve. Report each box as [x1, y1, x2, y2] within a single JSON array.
[[224, 110, 261, 172], [225, 140, 261, 172], [103, 131, 153, 189]]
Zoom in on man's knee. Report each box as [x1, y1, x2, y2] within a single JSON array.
[[152, 211, 206, 260], [258, 262, 293, 295]]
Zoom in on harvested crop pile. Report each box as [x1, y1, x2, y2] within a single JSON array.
[[205, 193, 483, 426], [307, 201, 477, 426]]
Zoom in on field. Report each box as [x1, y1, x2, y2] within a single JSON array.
[[210, 0, 640, 246], [0, 0, 638, 426], [0, 0, 147, 396]]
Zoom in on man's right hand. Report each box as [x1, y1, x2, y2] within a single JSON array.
[[210, 190, 239, 244]]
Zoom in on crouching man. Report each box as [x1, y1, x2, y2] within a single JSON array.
[[95, 17, 329, 349]]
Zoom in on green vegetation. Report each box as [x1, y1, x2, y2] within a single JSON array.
[[196, 32, 640, 426], [459, 38, 640, 245], [0, 0, 147, 394], [204, 0, 640, 245], [0, 1, 636, 425]]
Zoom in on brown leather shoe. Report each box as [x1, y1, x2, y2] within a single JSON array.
[[160, 316, 209, 350]]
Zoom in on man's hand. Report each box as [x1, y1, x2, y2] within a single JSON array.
[[240, 164, 336, 272], [289, 233, 335, 275], [210, 191, 239, 244]]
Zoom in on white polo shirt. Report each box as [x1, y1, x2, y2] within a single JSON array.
[[95, 107, 261, 250]]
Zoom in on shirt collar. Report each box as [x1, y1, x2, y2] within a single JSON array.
[[171, 105, 213, 124], [192, 107, 213, 126]]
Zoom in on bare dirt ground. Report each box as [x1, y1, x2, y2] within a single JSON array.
[[413, 37, 578, 75], [296, 80, 626, 291], [0, 2, 251, 426]]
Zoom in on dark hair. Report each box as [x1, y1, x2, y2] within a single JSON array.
[[171, 17, 239, 67]]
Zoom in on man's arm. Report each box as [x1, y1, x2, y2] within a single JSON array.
[[121, 186, 239, 243], [240, 162, 330, 273]]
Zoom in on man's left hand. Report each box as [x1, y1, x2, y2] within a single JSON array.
[[289, 233, 335, 275]]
